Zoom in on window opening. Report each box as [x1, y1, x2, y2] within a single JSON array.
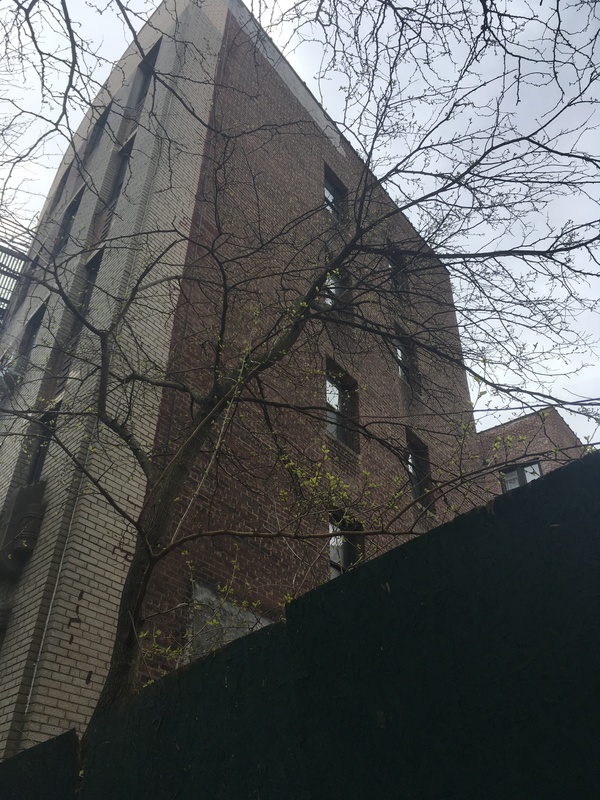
[[322, 268, 349, 307], [500, 462, 542, 493], [27, 411, 58, 484], [53, 250, 103, 398], [127, 40, 161, 122], [394, 329, 419, 390], [324, 166, 346, 221], [109, 137, 135, 205], [5, 256, 37, 321], [94, 138, 135, 243], [396, 340, 409, 381], [84, 105, 111, 161], [323, 272, 341, 305], [329, 516, 362, 579], [406, 428, 433, 504], [0, 303, 46, 395], [69, 250, 102, 333], [18, 303, 46, 366], [326, 368, 358, 451], [51, 188, 84, 257], [389, 255, 408, 293]]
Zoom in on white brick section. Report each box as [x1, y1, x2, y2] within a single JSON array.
[[0, 0, 229, 754]]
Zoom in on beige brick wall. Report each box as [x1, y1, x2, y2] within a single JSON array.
[[0, 0, 229, 756]]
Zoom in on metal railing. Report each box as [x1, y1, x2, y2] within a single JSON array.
[[0, 218, 33, 326], [0, 246, 28, 326]]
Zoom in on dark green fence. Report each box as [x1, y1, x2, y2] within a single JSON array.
[[3, 452, 600, 799]]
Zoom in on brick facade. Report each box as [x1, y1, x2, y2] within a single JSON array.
[[139, 7, 479, 681], [478, 408, 585, 496]]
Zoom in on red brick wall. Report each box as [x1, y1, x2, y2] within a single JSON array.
[[140, 10, 478, 681]]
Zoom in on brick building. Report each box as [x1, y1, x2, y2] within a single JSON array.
[[0, 0, 486, 757], [478, 408, 586, 495]]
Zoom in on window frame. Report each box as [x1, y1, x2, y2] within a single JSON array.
[[329, 516, 362, 579], [500, 461, 542, 493], [52, 249, 103, 399], [325, 366, 359, 452], [395, 337, 410, 383], [387, 253, 408, 295], [16, 302, 46, 374], [109, 135, 135, 206], [322, 266, 351, 309], [393, 328, 420, 391], [323, 166, 346, 222], [51, 187, 84, 258], [83, 104, 111, 162], [27, 410, 59, 485], [406, 428, 434, 505], [127, 39, 161, 121], [323, 272, 342, 305]]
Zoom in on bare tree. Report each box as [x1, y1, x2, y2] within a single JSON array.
[[0, 0, 598, 758]]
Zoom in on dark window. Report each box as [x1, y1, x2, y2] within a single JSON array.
[[500, 462, 541, 492], [389, 255, 408, 293], [322, 267, 350, 308], [27, 412, 58, 484], [324, 166, 346, 221], [329, 515, 362, 579], [53, 250, 103, 398], [109, 137, 135, 205], [94, 139, 134, 243], [323, 271, 343, 305], [84, 104, 111, 161], [52, 189, 84, 257], [406, 428, 433, 504], [326, 367, 359, 451], [79, 249, 103, 306], [18, 303, 46, 366], [127, 40, 161, 118], [396, 339, 410, 382], [394, 328, 420, 390]]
